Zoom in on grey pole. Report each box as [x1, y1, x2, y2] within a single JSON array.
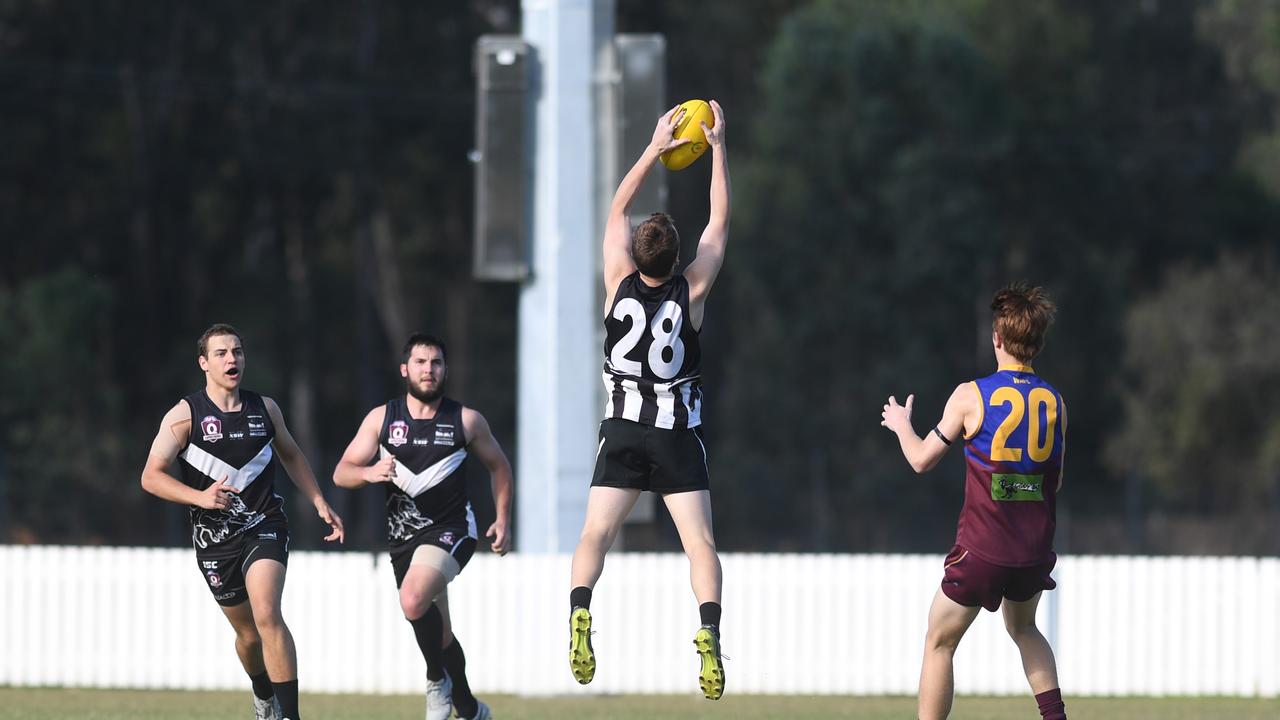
[[517, 0, 615, 552]]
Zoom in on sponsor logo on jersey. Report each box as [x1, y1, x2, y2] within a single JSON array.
[[412, 437, 431, 446], [247, 415, 268, 437], [206, 572, 223, 588], [388, 420, 410, 447], [229, 431, 244, 439], [434, 424, 456, 445], [991, 473, 1045, 502], [201, 416, 223, 443], [1012, 377, 1031, 385]]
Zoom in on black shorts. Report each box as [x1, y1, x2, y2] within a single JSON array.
[[940, 545, 1057, 612], [590, 418, 710, 494], [389, 523, 478, 588], [194, 519, 290, 607]]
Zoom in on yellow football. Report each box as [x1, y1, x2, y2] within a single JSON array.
[[660, 99, 715, 171]]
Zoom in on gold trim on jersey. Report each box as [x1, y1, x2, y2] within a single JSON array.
[[998, 363, 1035, 373]]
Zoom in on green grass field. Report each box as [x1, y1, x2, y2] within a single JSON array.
[[0, 688, 1273, 720]]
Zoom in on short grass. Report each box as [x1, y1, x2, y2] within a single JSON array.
[[0, 688, 1274, 719]]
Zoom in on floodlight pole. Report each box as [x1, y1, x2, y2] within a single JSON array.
[[516, 0, 615, 553]]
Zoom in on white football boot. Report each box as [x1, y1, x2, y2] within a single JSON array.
[[252, 695, 282, 720], [424, 673, 454, 720]]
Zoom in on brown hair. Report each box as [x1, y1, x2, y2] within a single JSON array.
[[991, 283, 1056, 362], [197, 323, 242, 357], [632, 212, 680, 277], [401, 332, 448, 363]]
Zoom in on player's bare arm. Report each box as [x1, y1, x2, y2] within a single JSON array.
[[141, 400, 239, 510], [603, 104, 691, 310], [263, 396, 345, 543], [881, 383, 979, 474], [462, 407, 514, 556], [332, 405, 397, 489], [684, 99, 729, 328]]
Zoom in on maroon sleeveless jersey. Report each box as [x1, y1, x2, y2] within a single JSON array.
[[956, 365, 1065, 567]]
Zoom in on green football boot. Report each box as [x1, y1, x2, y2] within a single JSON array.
[[569, 607, 596, 684], [693, 624, 725, 700]]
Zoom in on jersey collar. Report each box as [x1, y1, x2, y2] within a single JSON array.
[[998, 363, 1035, 374]]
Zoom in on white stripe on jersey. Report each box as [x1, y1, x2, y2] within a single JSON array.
[[601, 370, 702, 430], [181, 442, 274, 493], [379, 446, 468, 498]]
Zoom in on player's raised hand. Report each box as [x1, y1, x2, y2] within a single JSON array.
[[881, 394, 915, 434], [649, 104, 692, 155], [486, 518, 509, 556], [314, 498, 345, 543], [702, 99, 725, 148], [197, 476, 238, 510], [363, 456, 397, 485]]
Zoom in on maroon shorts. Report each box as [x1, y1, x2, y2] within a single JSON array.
[[940, 545, 1057, 612]]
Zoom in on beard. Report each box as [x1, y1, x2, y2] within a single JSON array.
[[406, 378, 444, 403]]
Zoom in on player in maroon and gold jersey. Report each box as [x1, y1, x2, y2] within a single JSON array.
[[881, 283, 1068, 720]]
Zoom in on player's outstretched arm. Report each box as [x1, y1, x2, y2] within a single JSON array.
[[462, 407, 514, 556], [685, 100, 729, 322], [141, 400, 240, 510], [603, 105, 691, 308], [332, 406, 396, 490], [264, 396, 345, 543], [881, 384, 975, 474]]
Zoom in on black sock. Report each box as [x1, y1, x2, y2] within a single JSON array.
[[699, 601, 721, 628], [409, 604, 446, 681], [570, 586, 592, 612], [443, 638, 478, 718], [248, 671, 274, 701], [271, 678, 299, 719]]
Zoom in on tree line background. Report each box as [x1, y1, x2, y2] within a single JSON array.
[[2, 0, 1279, 555]]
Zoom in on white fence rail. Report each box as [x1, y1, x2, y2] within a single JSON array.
[[0, 547, 1276, 697]]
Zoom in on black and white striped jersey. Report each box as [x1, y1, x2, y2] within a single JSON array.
[[602, 272, 703, 430], [178, 390, 285, 550], [377, 396, 476, 549]]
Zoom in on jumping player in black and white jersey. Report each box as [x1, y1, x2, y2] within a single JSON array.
[[334, 333, 513, 720], [141, 324, 345, 720], [568, 101, 730, 700]]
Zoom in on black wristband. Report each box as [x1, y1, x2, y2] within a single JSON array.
[[932, 426, 953, 446]]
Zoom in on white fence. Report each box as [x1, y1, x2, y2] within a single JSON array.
[[0, 546, 1276, 697]]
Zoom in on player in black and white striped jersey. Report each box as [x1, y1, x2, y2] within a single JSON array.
[[141, 324, 345, 720], [568, 100, 730, 700]]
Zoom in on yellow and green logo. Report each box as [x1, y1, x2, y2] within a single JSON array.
[[991, 473, 1044, 501]]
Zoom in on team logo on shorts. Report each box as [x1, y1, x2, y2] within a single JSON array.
[[388, 421, 410, 447], [201, 416, 223, 443], [438, 531, 455, 546], [207, 572, 223, 588]]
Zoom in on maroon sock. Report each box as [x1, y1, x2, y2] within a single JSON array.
[[1035, 688, 1066, 720]]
